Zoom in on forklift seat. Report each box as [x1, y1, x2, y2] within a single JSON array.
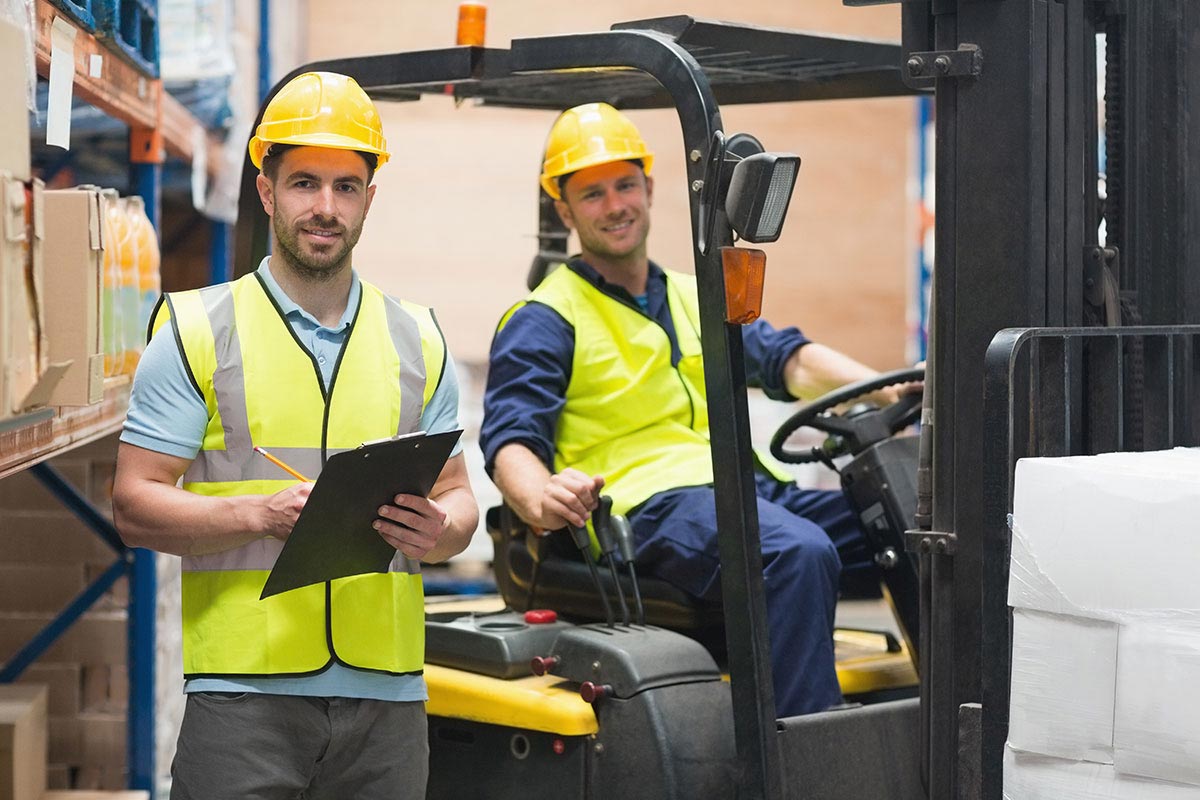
[[485, 505, 728, 650]]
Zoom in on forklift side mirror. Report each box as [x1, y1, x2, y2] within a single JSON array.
[[725, 152, 801, 244]]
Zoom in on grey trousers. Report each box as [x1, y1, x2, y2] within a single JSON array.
[[170, 692, 429, 800]]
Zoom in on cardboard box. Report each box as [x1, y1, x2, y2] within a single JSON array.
[[0, 685, 47, 800], [18, 666, 81, 718], [0, 566, 89, 614], [1008, 608, 1118, 764], [0, 512, 123, 565], [0, 465, 90, 511], [47, 713, 123, 768], [0, 613, 126, 666], [43, 792, 148, 800], [80, 665, 125, 714], [43, 765, 70, 791], [42, 189, 105, 407], [0, 18, 31, 181], [1, 176, 66, 419]]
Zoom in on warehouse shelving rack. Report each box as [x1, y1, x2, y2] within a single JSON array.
[[0, 0, 217, 793]]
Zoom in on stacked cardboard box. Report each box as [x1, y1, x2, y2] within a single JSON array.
[[0, 17, 69, 420], [0, 685, 47, 800], [1006, 448, 1200, 798], [0, 438, 129, 790]]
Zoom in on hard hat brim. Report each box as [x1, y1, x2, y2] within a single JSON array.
[[249, 132, 391, 170], [540, 152, 654, 200]]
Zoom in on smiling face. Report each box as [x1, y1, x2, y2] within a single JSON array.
[[255, 146, 376, 282], [555, 160, 653, 273]]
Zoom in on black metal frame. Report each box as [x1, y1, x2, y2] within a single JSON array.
[[980, 325, 1200, 797], [903, 3, 1200, 799]]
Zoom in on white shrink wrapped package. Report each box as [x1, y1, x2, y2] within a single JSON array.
[[1009, 451, 1200, 619], [1008, 608, 1118, 763], [1113, 621, 1200, 787], [1004, 746, 1200, 799]]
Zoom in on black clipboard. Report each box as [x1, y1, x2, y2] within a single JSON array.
[[259, 429, 463, 599]]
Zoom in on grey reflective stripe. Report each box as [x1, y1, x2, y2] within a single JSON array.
[[186, 446, 324, 484], [383, 296, 426, 436], [182, 284, 253, 486], [184, 538, 283, 571], [184, 538, 422, 575], [389, 552, 423, 576]]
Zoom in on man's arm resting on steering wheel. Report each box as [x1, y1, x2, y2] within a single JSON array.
[[493, 442, 604, 532], [784, 343, 897, 403]]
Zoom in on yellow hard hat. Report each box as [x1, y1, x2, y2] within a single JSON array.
[[539, 102, 654, 200], [248, 71, 390, 170]]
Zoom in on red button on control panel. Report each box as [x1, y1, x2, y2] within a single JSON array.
[[524, 609, 558, 624]]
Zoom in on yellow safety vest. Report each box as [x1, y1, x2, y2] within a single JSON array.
[[151, 271, 446, 678], [500, 265, 790, 553]]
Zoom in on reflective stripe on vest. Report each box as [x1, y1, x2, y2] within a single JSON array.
[[155, 272, 444, 678], [506, 265, 791, 555]]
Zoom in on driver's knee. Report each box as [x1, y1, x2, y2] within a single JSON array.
[[759, 514, 842, 592]]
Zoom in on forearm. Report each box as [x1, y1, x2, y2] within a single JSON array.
[[784, 343, 879, 401], [492, 443, 554, 526], [112, 480, 270, 556], [112, 442, 302, 557], [422, 484, 480, 563]]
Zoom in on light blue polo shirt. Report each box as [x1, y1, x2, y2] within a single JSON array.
[[122, 256, 462, 701]]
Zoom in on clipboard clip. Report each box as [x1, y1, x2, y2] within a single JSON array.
[[358, 430, 427, 449]]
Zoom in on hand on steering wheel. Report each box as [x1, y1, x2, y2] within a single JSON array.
[[769, 366, 926, 465]]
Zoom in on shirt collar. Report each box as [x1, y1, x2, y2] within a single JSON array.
[[566, 257, 666, 303], [256, 256, 361, 332]]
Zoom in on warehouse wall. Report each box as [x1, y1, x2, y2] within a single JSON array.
[[295, 0, 915, 369]]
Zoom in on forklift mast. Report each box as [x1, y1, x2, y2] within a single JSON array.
[[897, 1, 1200, 799]]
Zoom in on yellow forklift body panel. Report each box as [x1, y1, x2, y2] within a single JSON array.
[[425, 663, 600, 736]]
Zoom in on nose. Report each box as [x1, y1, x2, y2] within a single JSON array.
[[600, 187, 625, 217], [312, 185, 337, 218]]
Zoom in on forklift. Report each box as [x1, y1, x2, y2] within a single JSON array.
[[232, 4, 1200, 799]]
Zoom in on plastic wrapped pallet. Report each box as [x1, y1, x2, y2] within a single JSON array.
[[1007, 449, 1200, 796], [1004, 746, 1200, 800]]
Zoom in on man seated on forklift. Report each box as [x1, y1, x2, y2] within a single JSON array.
[[480, 102, 911, 717]]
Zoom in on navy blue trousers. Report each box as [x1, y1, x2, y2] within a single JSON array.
[[628, 472, 878, 718]]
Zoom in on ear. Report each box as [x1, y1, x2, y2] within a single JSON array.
[[256, 174, 275, 216], [364, 183, 377, 218], [554, 198, 575, 230], [645, 174, 654, 207]]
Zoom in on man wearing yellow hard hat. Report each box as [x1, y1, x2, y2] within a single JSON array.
[[481, 102, 903, 718], [113, 72, 477, 798]]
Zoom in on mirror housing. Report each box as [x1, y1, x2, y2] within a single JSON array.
[[725, 152, 801, 243]]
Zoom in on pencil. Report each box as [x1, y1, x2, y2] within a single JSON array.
[[253, 446, 312, 482]]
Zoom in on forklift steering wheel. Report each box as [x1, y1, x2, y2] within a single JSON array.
[[769, 366, 926, 464]]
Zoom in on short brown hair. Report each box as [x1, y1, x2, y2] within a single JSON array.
[[260, 143, 379, 183]]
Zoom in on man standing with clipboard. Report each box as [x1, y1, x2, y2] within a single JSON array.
[[112, 72, 478, 799]]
